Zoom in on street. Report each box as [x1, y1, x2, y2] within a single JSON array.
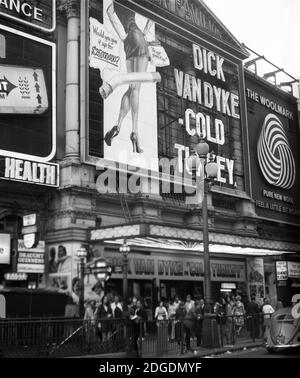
[[214, 347, 300, 358]]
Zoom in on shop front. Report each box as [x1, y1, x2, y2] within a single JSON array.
[[101, 247, 247, 317]]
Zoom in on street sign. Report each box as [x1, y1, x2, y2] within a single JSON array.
[[86, 259, 112, 282], [4, 273, 28, 281], [22, 225, 38, 235], [23, 214, 37, 227], [0, 65, 48, 114]]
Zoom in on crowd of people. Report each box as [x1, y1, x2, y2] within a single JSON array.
[[81, 292, 280, 355]]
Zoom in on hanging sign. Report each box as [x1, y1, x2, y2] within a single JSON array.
[[276, 261, 288, 281]]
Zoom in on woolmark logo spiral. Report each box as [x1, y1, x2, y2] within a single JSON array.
[[257, 114, 296, 190]]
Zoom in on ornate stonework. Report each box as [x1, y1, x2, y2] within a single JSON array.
[[90, 223, 300, 253], [58, 0, 80, 18]]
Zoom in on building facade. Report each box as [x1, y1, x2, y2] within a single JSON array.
[[0, 0, 299, 317]]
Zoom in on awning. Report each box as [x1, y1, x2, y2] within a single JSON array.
[[90, 223, 300, 256]]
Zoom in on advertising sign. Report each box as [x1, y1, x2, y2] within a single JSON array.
[[0, 25, 56, 164], [247, 258, 265, 304], [17, 239, 45, 274], [287, 261, 300, 279], [47, 243, 101, 302], [4, 273, 28, 281], [245, 73, 300, 223], [23, 214, 37, 227], [0, 65, 48, 114], [89, 0, 161, 171], [87, 0, 241, 193], [0, 0, 56, 33], [0, 233, 10, 265], [0, 156, 59, 187], [104, 251, 246, 282], [276, 261, 288, 281]]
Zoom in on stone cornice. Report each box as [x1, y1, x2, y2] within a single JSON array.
[[58, 0, 80, 19], [90, 223, 300, 253]]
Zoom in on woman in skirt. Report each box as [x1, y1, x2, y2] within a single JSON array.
[[104, 0, 156, 154]]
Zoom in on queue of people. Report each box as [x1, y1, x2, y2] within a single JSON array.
[[81, 292, 278, 354]]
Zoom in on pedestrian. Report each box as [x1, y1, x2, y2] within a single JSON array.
[[214, 298, 226, 345], [129, 299, 147, 358], [136, 299, 148, 339], [246, 295, 260, 340], [185, 294, 195, 312], [175, 301, 186, 350], [275, 299, 284, 311], [111, 295, 123, 340], [96, 296, 112, 342], [224, 296, 234, 345], [232, 295, 245, 338], [262, 298, 275, 340], [111, 295, 123, 318], [155, 301, 168, 356], [155, 301, 168, 325], [84, 300, 97, 348], [183, 301, 196, 352], [168, 296, 179, 341], [194, 299, 204, 346]]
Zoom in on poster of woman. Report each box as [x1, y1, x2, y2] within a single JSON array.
[[247, 258, 265, 305], [90, 0, 169, 171]]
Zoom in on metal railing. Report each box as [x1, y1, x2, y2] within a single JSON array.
[[0, 314, 268, 358]]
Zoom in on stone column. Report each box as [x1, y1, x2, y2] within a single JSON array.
[[64, 0, 80, 161]]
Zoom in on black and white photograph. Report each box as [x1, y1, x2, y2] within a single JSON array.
[[0, 0, 300, 370]]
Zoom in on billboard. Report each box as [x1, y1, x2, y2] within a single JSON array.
[[246, 73, 300, 223], [0, 24, 56, 163], [89, 0, 161, 171], [86, 0, 242, 191], [47, 243, 101, 302]]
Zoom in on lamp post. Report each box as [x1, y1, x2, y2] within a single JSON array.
[[120, 240, 131, 312], [187, 138, 218, 308], [77, 247, 87, 318]]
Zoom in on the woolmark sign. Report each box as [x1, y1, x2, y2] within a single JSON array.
[[0, 0, 56, 33]]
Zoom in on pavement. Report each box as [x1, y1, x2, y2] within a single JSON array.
[[79, 339, 263, 359], [214, 347, 300, 358], [143, 340, 263, 359]]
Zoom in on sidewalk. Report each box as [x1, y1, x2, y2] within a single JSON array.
[[79, 339, 263, 359]]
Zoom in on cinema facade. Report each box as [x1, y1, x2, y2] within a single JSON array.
[[0, 0, 299, 316]]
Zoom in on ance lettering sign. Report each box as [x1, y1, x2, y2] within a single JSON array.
[[0, 0, 56, 33]]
